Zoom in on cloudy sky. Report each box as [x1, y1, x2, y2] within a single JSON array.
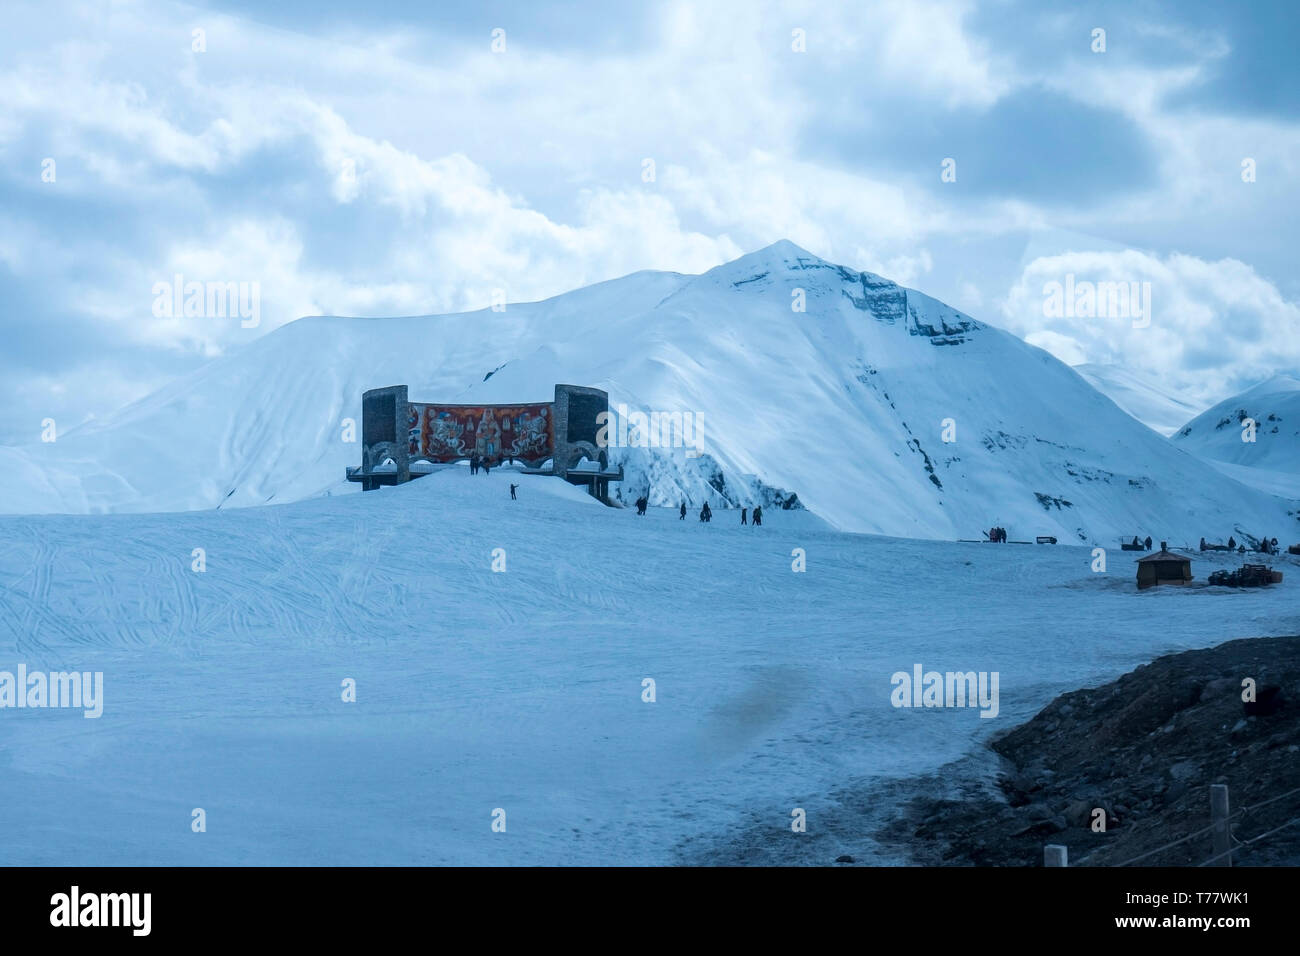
[[2, 0, 1298, 444]]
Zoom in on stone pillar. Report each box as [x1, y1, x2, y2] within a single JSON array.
[[361, 385, 410, 485], [553, 384, 609, 479]]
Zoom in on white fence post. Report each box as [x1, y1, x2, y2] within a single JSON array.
[[1210, 784, 1231, 866]]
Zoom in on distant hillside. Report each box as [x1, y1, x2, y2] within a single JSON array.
[[1172, 375, 1300, 500], [1, 241, 1294, 544], [1073, 363, 1202, 437]]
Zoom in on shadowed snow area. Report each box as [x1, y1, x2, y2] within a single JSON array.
[[1, 468, 1296, 865]]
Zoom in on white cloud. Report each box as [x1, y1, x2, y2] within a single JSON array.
[[1, 0, 1299, 441], [871, 0, 1011, 108], [1001, 249, 1300, 405]]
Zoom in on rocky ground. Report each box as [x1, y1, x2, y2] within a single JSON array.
[[877, 636, 1300, 866]]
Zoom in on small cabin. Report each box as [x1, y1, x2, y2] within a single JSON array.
[[1135, 542, 1193, 590]]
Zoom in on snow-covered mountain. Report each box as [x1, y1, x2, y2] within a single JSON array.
[[1172, 375, 1300, 500], [1073, 363, 1202, 437], [3, 241, 1295, 543]]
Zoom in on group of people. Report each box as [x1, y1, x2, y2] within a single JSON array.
[[634, 495, 650, 516], [469, 455, 492, 476], [1131, 535, 1153, 550], [1198, 535, 1280, 554], [987, 526, 1007, 543], [661, 499, 763, 525]]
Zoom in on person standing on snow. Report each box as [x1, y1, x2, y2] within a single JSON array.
[[510, 483, 518, 500], [753, 506, 762, 526], [679, 502, 686, 520], [741, 507, 748, 525]]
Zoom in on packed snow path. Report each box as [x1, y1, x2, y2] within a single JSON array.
[[0, 469, 1296, 865]]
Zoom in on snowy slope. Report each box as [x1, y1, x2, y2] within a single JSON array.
[[1073, 363, 1202, 437], [3, 241, 1295, 544], [1172, 375, 1300, 500], [2, 469, 1298, 865], [1173, 374, 1300, 469]]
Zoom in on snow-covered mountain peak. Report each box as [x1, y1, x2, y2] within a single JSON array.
[[698, 239, 882, 292], [716, 238, 826, 272], [1173, 373, 1300, 469], [1, 244, 1294, 544]]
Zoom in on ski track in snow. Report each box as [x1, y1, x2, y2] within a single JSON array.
[[0, 468, 1297, 865]]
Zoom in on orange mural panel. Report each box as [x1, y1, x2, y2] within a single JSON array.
[[407, 403, 554, 464]]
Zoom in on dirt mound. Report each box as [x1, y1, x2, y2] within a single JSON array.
[[881, 636, 1300, 865]]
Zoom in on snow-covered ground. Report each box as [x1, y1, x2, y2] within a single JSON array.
[[2, 467, 1296, 866]]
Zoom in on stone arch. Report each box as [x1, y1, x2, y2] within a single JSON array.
[[565, 440, 601, 471], [366, 441, 400, 470]]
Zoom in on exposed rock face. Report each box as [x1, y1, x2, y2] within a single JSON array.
[[881, 636, 1300, 866]]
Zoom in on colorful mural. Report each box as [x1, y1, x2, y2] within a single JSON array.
[[407, 402, 554, 464]]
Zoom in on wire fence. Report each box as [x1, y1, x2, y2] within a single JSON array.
[[1047, 784, 1300, 867]]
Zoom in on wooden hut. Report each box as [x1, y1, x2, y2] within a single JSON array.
[[1135, 542, 1193, 590]]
